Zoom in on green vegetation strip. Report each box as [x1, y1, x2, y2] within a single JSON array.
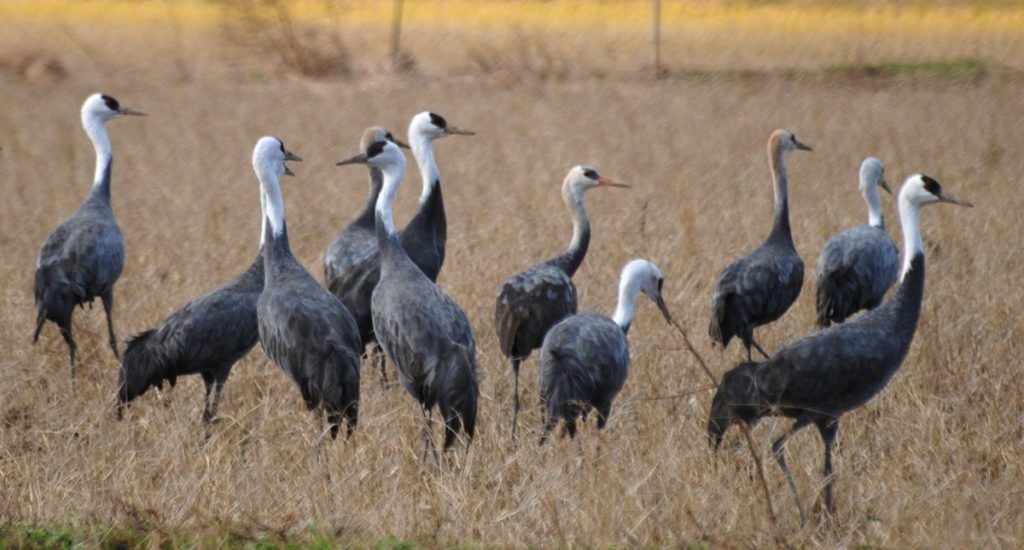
[[0, 523, 418, 549]]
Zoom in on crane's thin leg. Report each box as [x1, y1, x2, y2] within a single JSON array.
[[374, 343, 388, 387], [59, 322, 77, 379], [751, 338, 771, 360], [510, 358, 521, 439], [201, 372, 216, 424], [772, 417, 812, 526], [539, 403, 557, 447], [419, 405, 438, 464], [101, 290, 119, 360], [817, 418, 839, 518]]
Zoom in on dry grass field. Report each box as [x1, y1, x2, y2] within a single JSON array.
[[1, 1, 1022, 547]]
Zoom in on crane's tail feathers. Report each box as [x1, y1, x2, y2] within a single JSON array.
[[32, 307, 46, 344], [322, 350, 361, 440], [118, 329, 170, 405], [709, 297, 729, 347]]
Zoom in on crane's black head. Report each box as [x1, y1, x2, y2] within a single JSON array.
[[83, 93, 146, 120], [904, 174, 973, 208], [429, 112, 447, 130], [336, 139, 403, 168], [362, 126, 410, 151], [101, 95, 120, 112]]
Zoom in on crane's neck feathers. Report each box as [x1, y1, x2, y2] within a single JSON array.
[[863, 177, 884, 229], [411, 132, 440, 204], [768, 139, 792, 240], [374, 157, 407, 241], [82, 111, 113, 196], [259, 189, 268, 248], [559, 186, 591, 276], [898, 193, 923, 280], [257, 166, 287, 241], [612, 270, 641, 332]]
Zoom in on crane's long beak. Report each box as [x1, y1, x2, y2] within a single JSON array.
[[336, 153, 368, 166], [118, 106, 147, 117], [654, 295, 674, 325], [284, 165, 295, 177], [793, 138, 812, 151], [285, 150, 302, 162], [878, 177, 892, 194], [392, 138, 412, 149], [445, 125, 475, 136], [597, 175, 631, 188], [938, 190, 973, 207]]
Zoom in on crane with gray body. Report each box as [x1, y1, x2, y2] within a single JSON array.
[[538, 259, 673, 444], [325, 113, 473, 381], [495, 165, 629, 437], [708, 174, 972, 522], [709, 129, 811, 361], [815, 157, 899, 327], [337, 139, 478, 459], [254, 137, 362, 440], [33, 93, 145, 377]]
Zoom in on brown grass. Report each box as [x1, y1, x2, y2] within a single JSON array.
[[1, 12, 1022, 548]]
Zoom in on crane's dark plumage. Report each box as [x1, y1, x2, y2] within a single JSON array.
[[117, 250, 263, 424], [33, 93, 144, 377], [495, 165, 629, 437], [338, 139, 478, 458], [816, 157, 899, 327], [710, 129, 810, 361], [539, 259, 672, 444], [254, 137, 361, 439], [325, 114, 472, 382], [324, 127, 409, 381], [708, 174, 972, 521]]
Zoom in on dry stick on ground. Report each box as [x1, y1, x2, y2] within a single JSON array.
[[665, 317, 786, 548]]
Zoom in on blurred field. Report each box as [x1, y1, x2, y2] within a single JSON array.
[[1, 1, 1023, 547]]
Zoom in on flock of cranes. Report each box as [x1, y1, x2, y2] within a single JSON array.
[[32, 93, 972, 522]]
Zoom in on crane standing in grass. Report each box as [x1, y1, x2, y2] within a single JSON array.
[[254, 136, 362, 440], [117, 172, 269, 425], [494, 165, 629, 438], [326, 113, 473, 382], [709, 129, 811, 361], [33, 93, 145, 378], [539, 259, 674, 445], [708, 174, 972, 522], [338, 139, 478, 459], [815, 157, 899, 327]]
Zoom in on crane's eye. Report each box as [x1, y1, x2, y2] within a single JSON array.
[[385, 132, 394, 142], [583, 169, 598, 180], [367, 140, 387, 157]]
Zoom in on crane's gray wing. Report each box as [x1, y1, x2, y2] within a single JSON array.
[[45, 211, 125, 299], [495, 264, 577, 358], [155, 281, 261, 367], [325, 228, 379, 284], [540, 314, 629, 404], [715, 247, 803, 322]]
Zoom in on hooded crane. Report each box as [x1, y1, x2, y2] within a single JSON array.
[[539, 259, 673, 445], [815, 157, 899, 327], [323, 127, 409, 382], [709, 129, 811, 361], [495, 165, 629, 437], [707, 174, 972, 522], [33, 93, 145, 377], [337, 139, 478, 459], [326, 113, 473, 381], [254, 136, 362, 440], [117, 164, 270, 425]]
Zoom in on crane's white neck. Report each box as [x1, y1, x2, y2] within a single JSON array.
[[82, 111, 112, 188], [259, 188, 268, 247], [612, 271, 642, 330], [565, 186, 589, 252], [770, 146, 789, 216], [411, 132, 439, 204], [257, 167, 285, 238], [862, 179, 884, 228], [375, 158, 407, 237], [898, 194, 922, 281]]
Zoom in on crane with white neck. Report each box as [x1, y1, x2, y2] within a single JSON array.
[[327, 112, 473, 384], [709, 129, 811, 362], [337, 139, 478, 460], [253, 136, 362, 441], [538, 259, 673, 445], [495, 165, 629, 438], [33, 93, 145, 378], [815, 156, 899, 327], [708, 174, 972, 523]]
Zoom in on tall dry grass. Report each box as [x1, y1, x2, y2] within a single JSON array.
[[0, 12, 1022, 547]]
